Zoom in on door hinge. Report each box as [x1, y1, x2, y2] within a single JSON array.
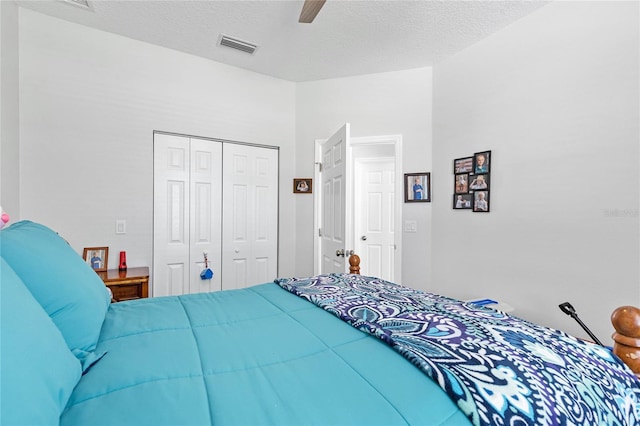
[[318, 228, 322, 237], [315, 162, 323, 172]]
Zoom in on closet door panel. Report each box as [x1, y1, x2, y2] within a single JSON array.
[[232, 183, 248, 243], [223, 147, 250, 288], [254, 257, 270, 284], [222, 144, 278, 289], [229, 258, 248, 290], [255, 185, 269, 240], [250, 148, 278, 282], [167, 263, 187, 296], [189, 138, 222, 294], [153, 134, 190, 297], [193, 183, 211, 243]]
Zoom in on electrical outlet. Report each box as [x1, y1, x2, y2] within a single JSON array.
[[115, 220, 126, 234]]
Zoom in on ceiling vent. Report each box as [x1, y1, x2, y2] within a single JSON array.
[[218, 34, 258, 55], [61, 0, 93, 10]]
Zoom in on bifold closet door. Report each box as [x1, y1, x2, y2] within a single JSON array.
[[153, 134, 222, 297], [222, 143, 278, 289]]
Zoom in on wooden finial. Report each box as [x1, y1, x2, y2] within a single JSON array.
[[349, 253, 360, 275], [611, 305, 640, 377]]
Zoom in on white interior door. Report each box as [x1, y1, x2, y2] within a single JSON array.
[[316, 124, 351, 274], [222, 143, 278, 289], [354, 158, 395, 281]]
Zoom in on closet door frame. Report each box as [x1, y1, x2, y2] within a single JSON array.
[[153, 131, 279, 297]]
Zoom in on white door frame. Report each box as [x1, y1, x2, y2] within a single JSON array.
[[314, 134, 402, 283]]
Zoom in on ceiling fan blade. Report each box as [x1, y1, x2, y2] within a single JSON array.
[[299, 0, 326, 23]]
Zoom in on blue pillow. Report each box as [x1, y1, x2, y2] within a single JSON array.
[[1, 258, 82, 425], [0, 221, 111, 364]]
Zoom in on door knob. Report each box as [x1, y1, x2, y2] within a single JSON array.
[[361, 235, 367, 241], [336, 249, 345, 257]]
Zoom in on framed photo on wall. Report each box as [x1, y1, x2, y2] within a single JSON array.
[[454, 173, 469, 194], [453, 156, 473, 174], [83, 247, 109, 272], [472, 191, 490, 212], [293, 178, 312, 194], [469, 174, 489, 190], [404, 173, 431, 202], [453, 194, 472, 209], [473, 151, 491, 174]]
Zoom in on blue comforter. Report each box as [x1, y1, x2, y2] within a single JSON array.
[[61, 282, 469, 425], [276, 273, 640, 426]]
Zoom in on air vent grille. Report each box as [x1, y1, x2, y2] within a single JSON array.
[[219, 34, 257, 55], [62, 0, 92, 10]]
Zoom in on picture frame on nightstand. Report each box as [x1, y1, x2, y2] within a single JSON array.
[[83, 246, 109, 272]]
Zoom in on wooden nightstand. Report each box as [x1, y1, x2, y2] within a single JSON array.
[[98, 267, 149, 303]]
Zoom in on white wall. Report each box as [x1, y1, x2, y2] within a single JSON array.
[[18, 9, 298, 279], [0, 0, 20, 219], [432, 1, 639, 342], [12, 3, 640, 344], [295, 68, 433, 286]]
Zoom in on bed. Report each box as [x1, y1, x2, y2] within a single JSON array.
[[2, 220, 639, 426]]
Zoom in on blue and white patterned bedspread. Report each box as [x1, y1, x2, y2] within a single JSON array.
[[275, 273, 640, 426]]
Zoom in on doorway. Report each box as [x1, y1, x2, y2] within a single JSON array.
[[354, 155, 396, 282], [313, 127, 402, 283]]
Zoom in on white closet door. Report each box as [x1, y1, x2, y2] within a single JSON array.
[[222, 144, 278, 289], [153, 134, 191, 297], [153, 134, 222, 297], [189, 137, 222, 294]]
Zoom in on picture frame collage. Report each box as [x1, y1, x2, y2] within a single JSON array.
[[453, 150, 491, 212]]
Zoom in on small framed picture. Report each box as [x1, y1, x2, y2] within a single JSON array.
[[473, 191, 490, 212], [454, 157, 473, 174], [474, 151, 491, 174], [404, 173, 431, 202], [293, 178, 312, 194], [83, 247, 109, 272], [453, 194, 473, 209], [454, 173, 469, 194], [469, 173, 489, 190]]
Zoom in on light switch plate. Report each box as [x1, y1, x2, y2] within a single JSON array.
[[115, 219, 126, 234], [404, 220, 417, 233]]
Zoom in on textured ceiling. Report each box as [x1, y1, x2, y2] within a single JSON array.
[[17, 0, 550, 82]]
